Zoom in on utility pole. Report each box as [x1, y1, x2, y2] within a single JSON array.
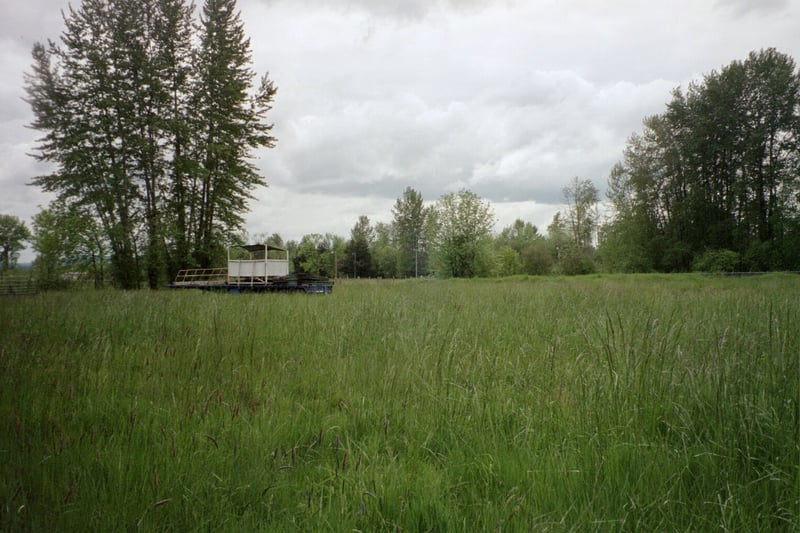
[[414, 236, 422, 278]]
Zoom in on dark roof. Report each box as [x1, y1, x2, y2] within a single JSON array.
[[237, 244, 287, 253]]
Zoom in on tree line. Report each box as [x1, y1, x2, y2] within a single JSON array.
[[602, 48, 800, 272], [4, 30, 800, 282], [271, 184, 595, 280]]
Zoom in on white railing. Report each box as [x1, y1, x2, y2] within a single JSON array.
[[227, 258, 289, 285]]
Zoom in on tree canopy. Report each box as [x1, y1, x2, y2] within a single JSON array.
[[603, 48, 800, 272], [0, 215, 31, 270], [432, 189, 495, 278], [392, 187, 431, 277], [32, 202, 107, 288], [24, 0, 276, 288], [344, 215, 374, 278]]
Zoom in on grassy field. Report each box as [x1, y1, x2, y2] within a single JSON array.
[[1, 275, 798, 531]]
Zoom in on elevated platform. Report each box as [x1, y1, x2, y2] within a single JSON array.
[[169, 243, 333, 294]]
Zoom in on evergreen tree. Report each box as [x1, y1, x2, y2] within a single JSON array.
[[344, 216, 373, 278]]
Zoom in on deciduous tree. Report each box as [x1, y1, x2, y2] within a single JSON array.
[[432, 189, 495, 278], [601, 48, 800, 271], [32, 203, 107, 288], [190, 0, 277, 268], [562, 176, 599, 249], [0, 215, 30, 270], [494, 219, 547, 275], [371, 222, 399, 278], [24, 0, 277, 287], [392, 187, 430, 277]]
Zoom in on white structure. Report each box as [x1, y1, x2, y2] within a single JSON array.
[[227, 244, 289, 285]]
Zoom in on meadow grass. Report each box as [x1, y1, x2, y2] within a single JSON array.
[[1, 275, 798, 531]]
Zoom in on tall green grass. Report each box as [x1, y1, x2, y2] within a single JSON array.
[[1, 275, 798, 530]]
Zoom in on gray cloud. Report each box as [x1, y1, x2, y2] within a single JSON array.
[[251, 0, 496, 21], [3, 0, 800, 256], [715, 0, 789, 16]]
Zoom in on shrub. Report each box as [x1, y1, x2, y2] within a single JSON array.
[[560, 247, 596, 275], [692, 249, 740, 273], [521, 243, 553, 275]]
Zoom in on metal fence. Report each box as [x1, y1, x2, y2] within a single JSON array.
[[0, 276, 37, 296]]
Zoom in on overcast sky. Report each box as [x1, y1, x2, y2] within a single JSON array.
[[3, 0, 800, 261]]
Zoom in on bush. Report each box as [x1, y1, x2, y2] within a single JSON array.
[[521, 243, 553, 275], [692, 249, 740, 273], [742, 241, 776, 272], [560, 248, 596, 276], [659, 240, 693, 272], [495, 245, 521, 276]]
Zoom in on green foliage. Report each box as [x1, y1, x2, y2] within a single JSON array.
[[562, 176, 599, 249], [1, 277, 797, 530], [325, 234, 347, 278], [546, 212, 570, 257], [32, 202, 107, 288], [546, 211, 597, 275], [548, 179, 599, 275], [494, 219, 549, 276], [24, 0, 276, 287], [371, 222, 399, 278], [432, 189, 495, 278], [495, 219, 540, 253], [742, 240, 779, 272], [495, 245, 521, 276], [292, 233, 329, 275], [558, 246, 596, 275], [344, 216, 374, 278], [0, 214, 31, 270], [597, 163, 655, 273], [602, 48, 800, 272], [191, 0, 277, 269], [598, 223, 653, 273], [290, 233, 347, 278], [392, 187, 431, 277], [520, 242, 553, 275], [692, 249, 740, 273]]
